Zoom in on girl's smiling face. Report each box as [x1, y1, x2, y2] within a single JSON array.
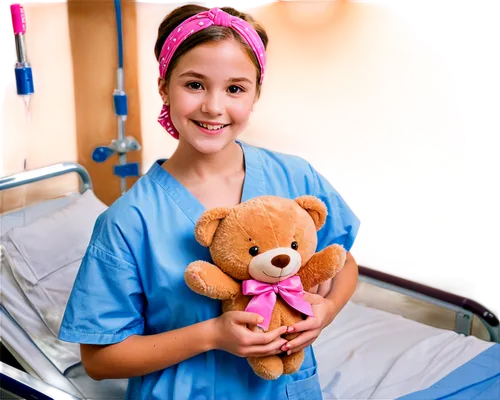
[[159, 38, 260, 154]]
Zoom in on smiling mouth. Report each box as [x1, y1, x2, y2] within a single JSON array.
[[193, 120, 230, 131], [263, 271, 292, 279]]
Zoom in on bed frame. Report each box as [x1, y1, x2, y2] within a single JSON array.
[[352, 263, 500, 343], [1, 162, 91, 399], [0, 162, 92, 193], [0, 162, 500, 399]]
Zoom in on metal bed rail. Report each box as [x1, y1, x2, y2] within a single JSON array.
[[358, 263, 500, 343], [0, 162, 91, 193]]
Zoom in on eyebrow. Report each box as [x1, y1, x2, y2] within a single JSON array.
[[178, 71, 253, 84]]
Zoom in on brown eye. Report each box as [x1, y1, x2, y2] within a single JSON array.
[[291, 241, 298, 250], [249, 246, 259, 256], [228, 85, 244, 94]]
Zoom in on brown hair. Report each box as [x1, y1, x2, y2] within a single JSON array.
[[154, 5, 269, 88]]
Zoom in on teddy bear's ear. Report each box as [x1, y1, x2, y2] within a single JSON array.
[[194, 207, 232, 247], [295, 195, 328, 231]]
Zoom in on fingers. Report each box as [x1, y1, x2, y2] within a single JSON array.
[[308, 285, 318, 294], [286, 316, 320, 334], [246, 336, 288, 357], [234, 326, 288, 357], [317, 279, 332, 297], [225, 311, 313, 357], [302, 291, 324, 304], [247, 324, 265, 334], [230, 311, 264, 326], [241, 326, 287, 357], [248, 325, 288, 346], [287, 338, 316, 355], [281, 330, 319, 355]]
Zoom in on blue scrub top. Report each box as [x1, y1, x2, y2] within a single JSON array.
[[59, 141, 360, 400]]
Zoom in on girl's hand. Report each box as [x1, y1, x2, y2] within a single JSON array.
[[308, 278, 333, 297], [212, 311, 288, 358], [280, 292, 338, 355]]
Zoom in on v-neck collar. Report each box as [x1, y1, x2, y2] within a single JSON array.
[[148, 140, 266, 225]]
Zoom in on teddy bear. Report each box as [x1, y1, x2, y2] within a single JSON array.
[[184, 195, 347, 380]]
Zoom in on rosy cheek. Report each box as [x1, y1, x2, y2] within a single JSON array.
[[230, 101, 253, 119], [176, 93, 200, 113]]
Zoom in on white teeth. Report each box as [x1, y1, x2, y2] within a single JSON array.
[[197, 122, 225, 130]]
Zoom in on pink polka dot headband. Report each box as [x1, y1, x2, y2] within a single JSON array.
[[157, 7, 267, 139]]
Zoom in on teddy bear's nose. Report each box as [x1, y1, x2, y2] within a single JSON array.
[[271, 254, 290, 269]]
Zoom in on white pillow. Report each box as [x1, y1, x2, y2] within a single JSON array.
[[0, 193, 79, 236], [1, 190, 106, 370]]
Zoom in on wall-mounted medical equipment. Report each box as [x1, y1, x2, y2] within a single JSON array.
[[91, 0, 140, 194]]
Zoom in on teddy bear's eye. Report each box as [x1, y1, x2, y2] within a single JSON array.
[[291, 241, 299, 250], [249, 246, 259, 256]]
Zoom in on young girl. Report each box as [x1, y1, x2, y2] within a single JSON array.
[[59, 5, 360, 400]]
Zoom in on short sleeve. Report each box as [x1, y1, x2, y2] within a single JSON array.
[[310, 166, 360, 252], [58, 213, 145, 345]]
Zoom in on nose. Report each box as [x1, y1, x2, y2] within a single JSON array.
[[271, 254, 290, 269], [201, 92, 223, 116]]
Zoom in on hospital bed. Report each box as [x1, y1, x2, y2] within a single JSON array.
[[0, 162, 499, 400]]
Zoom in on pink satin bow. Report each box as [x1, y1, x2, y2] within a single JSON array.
[[242, 276, 313, 331]]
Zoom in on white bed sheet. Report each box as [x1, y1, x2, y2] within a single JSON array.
[[0, 191, 128, 399], [1, 194, 82, 373], [314, 301, 494, 400]]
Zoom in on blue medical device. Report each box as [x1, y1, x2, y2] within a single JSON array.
[[91, 0, 141, 194]]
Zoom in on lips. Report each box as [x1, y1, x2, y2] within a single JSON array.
[[193, 120, 230, 131]]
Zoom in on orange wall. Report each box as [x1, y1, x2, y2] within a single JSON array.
[[1, 1, 498, 313]]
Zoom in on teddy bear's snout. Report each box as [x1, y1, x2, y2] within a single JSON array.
[[271, 254, 290, 269]]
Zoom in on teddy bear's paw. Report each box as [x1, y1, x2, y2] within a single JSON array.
[[282, 332, 300, 341], [248, 355, 283, 380], [185, 265, 207, 291], [282, 350, 305, 375], [329, 244, 347, 274]]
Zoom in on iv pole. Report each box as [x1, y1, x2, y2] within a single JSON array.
[[91, 0, 140, 194]]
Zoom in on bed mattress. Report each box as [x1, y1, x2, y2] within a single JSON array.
[[314, 301, 494, 399]]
